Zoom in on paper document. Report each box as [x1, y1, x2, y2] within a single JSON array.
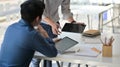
[[75, 46, 101, 57], [82, 34, 101, 44]]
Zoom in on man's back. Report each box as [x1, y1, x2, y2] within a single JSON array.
[[0, 20, 57, 67], [0, 20, 38, 67]]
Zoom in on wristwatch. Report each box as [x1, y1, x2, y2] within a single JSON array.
[[71, 20, 76, 23]]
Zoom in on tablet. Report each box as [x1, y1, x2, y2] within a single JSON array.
[[55, 37, 78, 54], [62, 23, 86, 33]]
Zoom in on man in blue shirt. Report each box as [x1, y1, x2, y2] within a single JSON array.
[[0, 0, 58, 67]]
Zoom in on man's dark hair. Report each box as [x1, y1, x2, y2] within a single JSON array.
[[20, 0, 45, 23]]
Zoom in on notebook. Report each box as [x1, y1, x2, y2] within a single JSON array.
[[82, 30, 100, 37], [55, 37, 78, 54], [62, 23, 86, 33]]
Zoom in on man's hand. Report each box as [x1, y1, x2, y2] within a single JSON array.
[[42, 17, 61, 35], [51, 22, 61, 35], [52, 38, 62, 43], [37, 24, 49, 38]]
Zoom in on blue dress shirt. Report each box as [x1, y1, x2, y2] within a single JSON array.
[[0, 19, 57, 67]]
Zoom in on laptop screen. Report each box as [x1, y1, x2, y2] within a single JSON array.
[[62, 23, 86, 33], [55, 37, 78, 54]]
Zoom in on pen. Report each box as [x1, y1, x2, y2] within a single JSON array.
[[100, 36, 115, 46], [109, 36, 114, 46], [100, 38, 104, 45], [105, 37, 107, 46]]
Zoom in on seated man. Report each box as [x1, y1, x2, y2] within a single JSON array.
[[0, 0, 58, 67]]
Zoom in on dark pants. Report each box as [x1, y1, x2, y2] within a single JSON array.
[[40, 23, 58, 38]]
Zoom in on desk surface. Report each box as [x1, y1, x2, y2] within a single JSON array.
[[34, 32, 120, 67]]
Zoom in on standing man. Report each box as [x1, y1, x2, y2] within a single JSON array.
[[0, 0, 57, 67], [42, 0, 76, 36], [31, 0, 83, 67]]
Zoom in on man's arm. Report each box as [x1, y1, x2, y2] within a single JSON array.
[[61, 0, 75, 23], [37, 24, 49, 38], [33, 31, 58, 57], [33, 24, 58, 57], [61, 0, 85, 25]]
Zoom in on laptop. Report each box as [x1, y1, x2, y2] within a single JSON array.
[[55, 37, 78, 54], [62, 23, 86, 33]]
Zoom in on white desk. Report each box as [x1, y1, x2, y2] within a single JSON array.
[[70, 5, 113, 31], [34, 32, 120, 67]]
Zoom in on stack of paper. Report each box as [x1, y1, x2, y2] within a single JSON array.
[[75, 46, 101, 57]]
